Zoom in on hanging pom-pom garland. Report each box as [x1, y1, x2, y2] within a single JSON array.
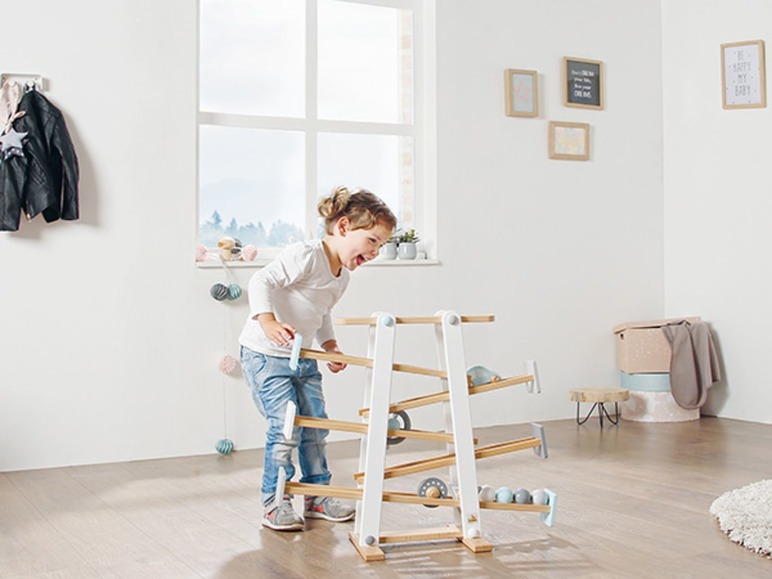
[[209, 253, 245, 456], [215, 438, 234, 455], [227, 284, 242, 300], [210, 283, 229, 301], [195, 243, 208, 262], [241, 244, 258, 261], [219, 354, 239, 375]]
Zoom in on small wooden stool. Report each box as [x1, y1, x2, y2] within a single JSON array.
[[569, 388, 630, 428]]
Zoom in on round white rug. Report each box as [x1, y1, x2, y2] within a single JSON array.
[[710, 479, 772, 558]]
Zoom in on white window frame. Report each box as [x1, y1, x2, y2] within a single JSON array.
[[196, 0, 436, 266]]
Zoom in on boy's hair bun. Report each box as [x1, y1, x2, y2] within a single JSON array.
[[318, 186, 352, 220], [318, 186, 397, 234]]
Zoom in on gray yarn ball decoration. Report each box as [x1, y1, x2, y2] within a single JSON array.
[[227, 284, 242, 300], [215, 438, 234, 455], [210, 283, 229, 301]]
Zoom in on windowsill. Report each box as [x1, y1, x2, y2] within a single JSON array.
[[195, 258, 440, 269], [364, 258, 440, 266]]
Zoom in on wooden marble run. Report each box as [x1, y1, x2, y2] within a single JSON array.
[[277, 311, 556, 561]]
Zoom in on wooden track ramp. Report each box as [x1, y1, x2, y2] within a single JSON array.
[[353, 436, 543, 482], [359, 373, 535, 417], [285, 482, 550, 514], [299, 348, 447, 379], [292, 415, 477, 444]]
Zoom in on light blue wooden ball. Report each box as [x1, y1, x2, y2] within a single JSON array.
[[495, 486, 514, 503], [514, 488, 532, 504], [531, 489, 547, 505], [387, 416, 400, 430], [466, 365, 500, 386], [210, 283, 229, 301], [215, 438, 234, 455], [227, 284, 242, 300]]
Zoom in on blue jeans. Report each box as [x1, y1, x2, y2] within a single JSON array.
[[240, 346, 331, 506]]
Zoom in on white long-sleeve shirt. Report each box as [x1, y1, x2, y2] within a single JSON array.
[[239, 239, 349, 357]]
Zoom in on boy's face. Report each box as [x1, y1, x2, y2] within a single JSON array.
[[338, 220, 393, 270]]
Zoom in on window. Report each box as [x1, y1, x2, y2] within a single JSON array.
[[198, 0, 436, 261]]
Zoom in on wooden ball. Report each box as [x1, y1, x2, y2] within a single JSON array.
[[478, 485, 496, 502], [531, 489, 548, 505], [514, 488, 532, 504]]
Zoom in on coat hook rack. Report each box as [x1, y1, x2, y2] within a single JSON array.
[[1, 73, 45, 91]]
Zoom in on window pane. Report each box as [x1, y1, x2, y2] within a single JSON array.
[[317, 132, 414, 229], [200, 0, 305, 117], [199, 125, 306, 248], [318, 1, 413, 123]]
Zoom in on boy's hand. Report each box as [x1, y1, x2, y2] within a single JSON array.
[[256, 314, 296, 347], [321, 340, 347, 373]]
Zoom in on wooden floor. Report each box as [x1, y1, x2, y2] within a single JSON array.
[[1, 417, 770, 578]]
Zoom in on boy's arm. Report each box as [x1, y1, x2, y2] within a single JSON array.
[[248, 244, 309, 346], [256, 313, 296, 347], [320, 339, 347, 373]]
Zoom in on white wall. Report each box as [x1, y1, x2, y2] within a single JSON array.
[[662, 0, 772, 423], [0, 0, 666, 471]]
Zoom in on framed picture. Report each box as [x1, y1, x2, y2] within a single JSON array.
[[563, 57, 603, 110], [721, 40, 766, 109], [504, 69, 538, 117], [548, 121, 590, 161]]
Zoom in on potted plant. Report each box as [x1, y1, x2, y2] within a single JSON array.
[[379, 232, 399, 260], [396, 228, 420, 260]]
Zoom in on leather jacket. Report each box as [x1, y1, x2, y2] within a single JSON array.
[[0, 89, 79, 231]]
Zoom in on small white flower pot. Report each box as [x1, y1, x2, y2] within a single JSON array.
[[380, 242, 398, 260], [398, 242, 417, 260]]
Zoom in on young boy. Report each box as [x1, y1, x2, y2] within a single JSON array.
[[239, 186, 396, 531]]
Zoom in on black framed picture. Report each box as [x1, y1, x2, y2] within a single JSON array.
[[563, 57, 603, 110]]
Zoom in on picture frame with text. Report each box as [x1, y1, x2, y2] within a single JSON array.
[[721, 40, 766, 109], [563, 57, 603, 110]]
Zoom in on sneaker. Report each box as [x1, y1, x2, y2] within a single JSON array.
[[304, 496, 355, 522], [262, 496, 304, 531]]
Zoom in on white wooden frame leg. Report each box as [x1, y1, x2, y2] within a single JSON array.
[[354, 312, 396, 547], [437, 310, 482, 540], [273, 402, 297, 510], [434, 312, 459, 527], [531, 422, 549, 459], [524, 359, 541, 393], [274, 467, 287, 509]]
